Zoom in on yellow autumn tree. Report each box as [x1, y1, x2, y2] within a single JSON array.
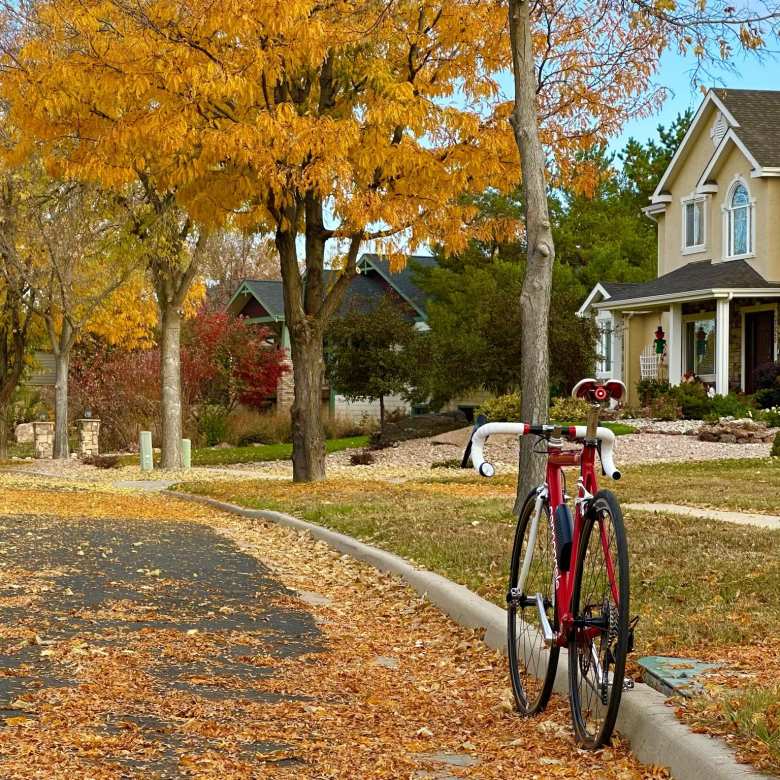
[[5, 173, 151, 458], [1, 0, 667, 478]]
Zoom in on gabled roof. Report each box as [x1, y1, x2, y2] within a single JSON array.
[[584, 260, 780, 310], [358, 254, 438, 317], [713, 89, 780, 168], [651, 88, 780, 202], [228, 253, 436, 323], [227, 279, 286, 319]]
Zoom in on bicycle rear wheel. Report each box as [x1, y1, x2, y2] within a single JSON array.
[[568, 490, 629, 748], [507, 491, 559, 715]]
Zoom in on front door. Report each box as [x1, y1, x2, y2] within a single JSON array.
[[744, 310, 775, 393]]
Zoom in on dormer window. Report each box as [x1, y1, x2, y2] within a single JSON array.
[[682, 196, 705, 253], [725, 181, 753, 258]]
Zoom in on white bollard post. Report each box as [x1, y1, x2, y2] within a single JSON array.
[[139, 431, 153, 472]]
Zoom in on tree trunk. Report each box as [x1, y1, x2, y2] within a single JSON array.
[[159, 301, 183, 469], [0, 408, 8, 460], [508, 0, 556, 512], [53, 348, 71, 459], [379, 394, 385, 437], [289, 331, 326, 482]]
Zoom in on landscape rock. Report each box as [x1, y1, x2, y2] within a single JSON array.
[[14, 422, 33, 444], [697, 418, 778, 444]]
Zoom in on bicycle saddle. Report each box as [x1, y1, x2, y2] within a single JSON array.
[[571, 378, 626, 403]]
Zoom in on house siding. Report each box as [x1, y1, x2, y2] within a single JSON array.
[[333, 394, 410, 422]]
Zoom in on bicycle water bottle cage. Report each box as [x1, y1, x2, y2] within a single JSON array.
[[571, 378, 626, 405]]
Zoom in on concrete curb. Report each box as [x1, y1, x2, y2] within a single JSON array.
[[168, 490, 771, 780]]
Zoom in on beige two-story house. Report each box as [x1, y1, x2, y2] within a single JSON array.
[[580, 88, 780, 405]]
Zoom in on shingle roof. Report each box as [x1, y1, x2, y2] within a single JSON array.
[[714, 88, 780, 167], [359, 254, 437, 315], [602, 260, 780, 304], [240, 279, 286, 318], [232, 253, 436, 321]]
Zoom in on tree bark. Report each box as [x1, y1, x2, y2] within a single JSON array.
[[159, 301, 183, 469], [289, 331, 326, 482], [53, 347, 71, 459], [379, 394, 385, 437], [0, 408, 8, 460], [508, 0, 556, 512]]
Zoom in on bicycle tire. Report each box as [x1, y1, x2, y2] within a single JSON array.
[[568, 489, 629, 748], [507, 491, 559, 715]]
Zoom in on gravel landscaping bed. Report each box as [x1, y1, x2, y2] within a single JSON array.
[[225, 429, 773, 480]]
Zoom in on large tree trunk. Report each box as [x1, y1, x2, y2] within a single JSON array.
[[509, 0, 556, 511], [53, 347, 71, 459], [159, 301, 183, 469], [289, 331, 326, 482], [0, 408, 8, 460]]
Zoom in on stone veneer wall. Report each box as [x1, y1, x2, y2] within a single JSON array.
[[276, 361, 294, 412], [77, 419, 101, 458], [33, 421, 54, 459]]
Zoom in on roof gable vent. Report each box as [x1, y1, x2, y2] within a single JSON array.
[[710, 111, 728, 146]]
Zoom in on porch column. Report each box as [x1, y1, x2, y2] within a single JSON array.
[[668, 303, 682, 386], [715, 297, 730, 396]]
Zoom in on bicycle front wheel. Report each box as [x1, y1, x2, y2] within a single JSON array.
[[507, 491, 559, 715], [568, 490, 629, 748]]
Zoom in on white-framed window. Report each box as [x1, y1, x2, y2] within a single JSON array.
[[595, 313, 614, 378], [724, 180, 754, 258], [683, 313, 716, 382], [681, 196, 706, 253]]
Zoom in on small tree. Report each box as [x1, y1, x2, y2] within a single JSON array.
[[327, 298, 418, 435]]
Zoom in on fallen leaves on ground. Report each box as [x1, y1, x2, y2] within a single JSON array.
[[0, 482, 667, 778]]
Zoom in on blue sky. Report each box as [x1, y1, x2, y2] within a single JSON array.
[[612, 48, 780, 151]]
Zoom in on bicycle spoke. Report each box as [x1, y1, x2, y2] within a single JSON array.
[[507, 496, 559, 714], [569, 492, 629, 748]]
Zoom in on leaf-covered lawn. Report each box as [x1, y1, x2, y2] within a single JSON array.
[[614, 457, 780, 514], [179, 469, 780, 774], [118, 435, 369, 468]]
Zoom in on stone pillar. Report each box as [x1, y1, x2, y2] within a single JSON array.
[[33, 421, 54, 459], [276, 324, 294, 412], [77, 419, 101, 458]]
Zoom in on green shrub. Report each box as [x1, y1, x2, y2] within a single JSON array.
[[709, 392, 754, 420], [636, 379, 671, 407], [549, 396, 591, 423], [754, 387, 780, 409], [477, 393, 522, 422], [772, 431, 780, 458], [669, 382, 712, 419], [649, 394, 679, 421], [759, 406, 780, 427], [198, 404, 230, 446]]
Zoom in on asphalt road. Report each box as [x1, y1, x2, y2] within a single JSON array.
[[0, 514, 321, 777]]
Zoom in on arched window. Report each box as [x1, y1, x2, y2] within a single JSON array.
[[727, 181, 752, 257]]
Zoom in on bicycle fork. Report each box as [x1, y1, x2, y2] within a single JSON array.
[[508, 486, 556, 646]]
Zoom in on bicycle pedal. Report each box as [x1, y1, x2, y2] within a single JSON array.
[[623, 677, 634, 691]]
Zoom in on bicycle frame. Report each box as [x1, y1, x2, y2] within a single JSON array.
[[518, 439, 603, 648]]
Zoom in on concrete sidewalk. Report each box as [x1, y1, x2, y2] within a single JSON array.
[[625, 502, 780, 530]]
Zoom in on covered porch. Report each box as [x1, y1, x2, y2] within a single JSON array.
[[598, 294, 779, 405]]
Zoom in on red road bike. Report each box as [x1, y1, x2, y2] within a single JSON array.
[[464, 378, 634, 747]]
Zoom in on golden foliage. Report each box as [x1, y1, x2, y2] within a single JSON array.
[[0, 0, 668, 256]]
